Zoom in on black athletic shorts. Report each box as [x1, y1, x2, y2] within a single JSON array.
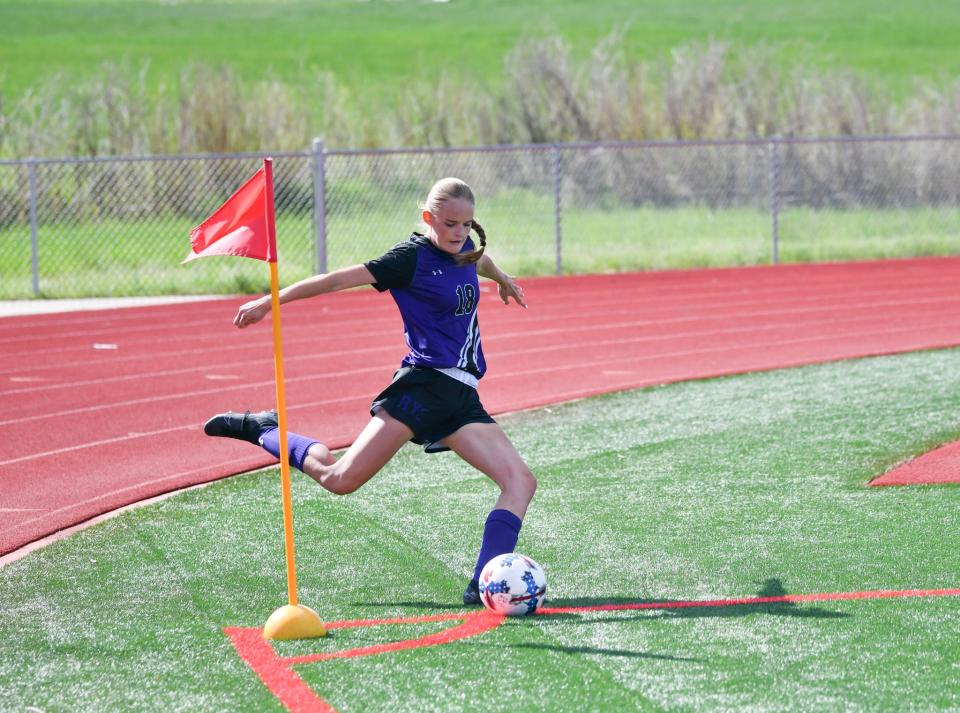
[[370, 366, 495, 453]]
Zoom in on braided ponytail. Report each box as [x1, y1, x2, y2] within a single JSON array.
[[453, 220, 487, 266]]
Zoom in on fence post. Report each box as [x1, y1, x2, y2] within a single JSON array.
[[311, 138, 327, 275], [769, 139, 780, 265], [552, 144, 563, 275], [27, 159, 40, 296]]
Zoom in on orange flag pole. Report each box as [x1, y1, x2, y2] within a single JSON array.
[[259, 158, 326, 641], [268, 259, 299, 605]]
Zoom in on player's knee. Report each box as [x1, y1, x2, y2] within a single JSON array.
[[322, 473, 360, 496], [507, 466, 537, 502], [525, 471, 538, 501], [328, 482, 358, 496], [320, 463, 369, 495]]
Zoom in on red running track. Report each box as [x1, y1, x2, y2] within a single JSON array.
[[2, 257, 960, 555]]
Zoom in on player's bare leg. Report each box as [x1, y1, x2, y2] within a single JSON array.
[[299, 413, 413, 495], [441, 422, 537, 518], [204, 409, 410, 495]]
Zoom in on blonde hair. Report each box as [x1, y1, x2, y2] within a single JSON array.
[[421, 177, 487, 266]]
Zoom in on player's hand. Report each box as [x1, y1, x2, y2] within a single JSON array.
[[498, 275, 527, 308], [234, 297, 271, 328]]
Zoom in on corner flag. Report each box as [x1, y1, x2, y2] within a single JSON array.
[[186, 159, 326, 640], [183, 166, 274, 263]]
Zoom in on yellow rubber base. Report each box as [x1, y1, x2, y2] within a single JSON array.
[[263, 604, 328, 640]]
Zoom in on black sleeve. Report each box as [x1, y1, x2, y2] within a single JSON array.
[[364, 240, 419, 292]]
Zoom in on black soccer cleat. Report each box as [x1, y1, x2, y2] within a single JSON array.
[[462, 579, 482, 606], [203, 410, 278, 445]]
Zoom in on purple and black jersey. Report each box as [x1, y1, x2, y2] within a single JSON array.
[[365, 233, 486, 378]]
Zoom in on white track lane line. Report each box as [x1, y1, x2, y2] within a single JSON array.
[[5, 318, 960, 464], [3, 291, 958, 410]]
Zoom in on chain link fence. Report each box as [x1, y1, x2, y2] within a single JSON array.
[[1, 135, 958, 299]]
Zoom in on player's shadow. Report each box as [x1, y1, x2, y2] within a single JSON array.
[[357, 600, 468, 610], [507, 642, 701, 662], [358, 578, 848, 622], [543, 578, 850, 625], [356, 579, 842, 663]]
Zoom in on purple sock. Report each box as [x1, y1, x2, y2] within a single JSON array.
[[258, 427, 320, 472], [471, 509, 523, 583]]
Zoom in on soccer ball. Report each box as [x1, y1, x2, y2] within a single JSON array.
[[478, 553, 547, 616]]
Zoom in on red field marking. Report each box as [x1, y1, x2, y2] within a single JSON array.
[[871, 441, 960, 486], [225, 628, 338, 713], [226, 587, 960, 713], [5, 258, 960, 555], [225, 609, 504, 713]]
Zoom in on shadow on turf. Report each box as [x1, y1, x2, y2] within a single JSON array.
[[507, 642, 701, 662], [358, 601, 468, 610], [358, 579, 849, 622], [543, 578, 850, 625]]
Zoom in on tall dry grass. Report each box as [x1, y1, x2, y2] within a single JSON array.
[[2, 33, 959, 159]]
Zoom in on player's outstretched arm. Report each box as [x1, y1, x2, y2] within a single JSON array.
[[234, 264, 377, 328], [477, 253, 527, 308]]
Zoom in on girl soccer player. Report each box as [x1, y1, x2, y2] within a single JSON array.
[[204, 177, 535, 605]]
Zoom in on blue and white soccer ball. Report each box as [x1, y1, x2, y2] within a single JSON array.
[[479, 553, 547, 616]]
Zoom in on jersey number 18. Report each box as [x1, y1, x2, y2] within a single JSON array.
[[454, 284, 477, 316]]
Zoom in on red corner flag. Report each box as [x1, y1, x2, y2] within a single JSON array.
[[183, 166, 275, 263]]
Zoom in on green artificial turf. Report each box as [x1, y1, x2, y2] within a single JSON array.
[[1, 348, 959, 711]]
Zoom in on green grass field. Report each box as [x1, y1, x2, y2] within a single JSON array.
[[3, 205, 958, 299], [2, 348, 959, 711], [3, 0, 960, 103]]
